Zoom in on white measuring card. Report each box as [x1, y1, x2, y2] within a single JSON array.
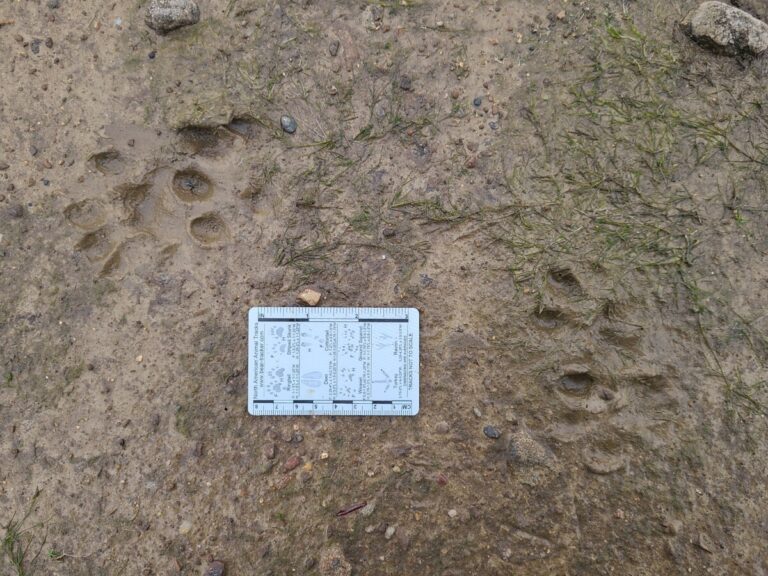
[[248, 307, 419, 416]]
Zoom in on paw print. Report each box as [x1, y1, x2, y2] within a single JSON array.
[[68, 149, 230, 276]]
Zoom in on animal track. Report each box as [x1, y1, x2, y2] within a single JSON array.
[[64, 198, 107, 230], [69, 160, 231, 275], [189, 212, 228, 246], [172, 168, 213, 202], [90, 149, 126, 175], [555, 365, 621, 416]]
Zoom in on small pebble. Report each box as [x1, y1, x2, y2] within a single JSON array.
[[178, 520, 193, 535], [329, 39, 340, 56], [145, 0, 200, 33], [472, 407, 482, 418], [203, 560, 225, 576], [447, 509, 458, 518], [472, 96, 482, 107], [31, 39, 41, 54], [450, 87, 461, 99], [384, 525, 396, 540], [697, 532, 715, 553], [45, 37, 53, 48], [489, 121, 498, 130], [399, 75, 412, 91], [148, 50, 157, 59], [47, 0, 60, 8], [298, 288, 321, 306], [663, 518, 683, 535], [284, 455, 301, 472], [483, 425, 501, 439], [280, 115, 297, 134], [435, 421, 450, 434], [360, 501, 376, 516]]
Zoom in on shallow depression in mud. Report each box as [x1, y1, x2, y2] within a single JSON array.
[[90, 149, 125, 175], [178, 126, 236, 155], [172, 168, 213, 202], [64, 199, 106, 230], [188, 212, 228, 245], [75, 227, 114, 261], [559, 372, 595, 396]]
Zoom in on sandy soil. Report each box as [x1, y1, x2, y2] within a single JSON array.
[[2, 0, 768, 574]]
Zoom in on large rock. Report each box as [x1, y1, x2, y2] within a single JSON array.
[[145, 0, 200, 33], [732, 0, 768, 23], [681, 1, 768, 56]]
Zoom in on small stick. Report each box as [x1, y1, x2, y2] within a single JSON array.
[[336, 501, 367, 517], [0, 19, 16, 26]]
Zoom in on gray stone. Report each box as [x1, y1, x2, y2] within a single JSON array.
[[203, 560, 225, 576], [145, 0, 200, 33], [506, 428, 556, 468], [732, 0, 768, 22], [681, 1, 768, 56], [280, 115, 297, 134], [483, 425, 501, 439], [46, 0, 60, 8]]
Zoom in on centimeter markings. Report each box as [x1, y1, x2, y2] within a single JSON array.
[[252, 307, 413, 320], [251, 401, 414, 416]]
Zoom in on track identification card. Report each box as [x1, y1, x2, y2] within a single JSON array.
[[248, 307, 419, 416]]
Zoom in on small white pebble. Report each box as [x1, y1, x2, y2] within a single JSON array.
[[448, 509, 458, 518], [384, 525, 396, 539], [135, 355, 143, 363], [178, 520, 193, 535], [297, 288, 322, 307]]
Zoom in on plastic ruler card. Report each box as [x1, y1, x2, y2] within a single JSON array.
[[248, 307, 419, 416]]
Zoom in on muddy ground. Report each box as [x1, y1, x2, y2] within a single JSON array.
[[2, 0, 768, 574]]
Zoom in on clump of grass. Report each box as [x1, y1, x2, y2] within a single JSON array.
[[1, 490, 45, 576]]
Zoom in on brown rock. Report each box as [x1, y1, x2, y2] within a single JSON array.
[[284, 455, 301, 472]]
